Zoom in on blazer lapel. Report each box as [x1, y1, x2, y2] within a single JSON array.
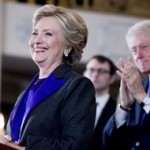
[[95, 98, 113, 131], [27, 72, 67, 112], [10, 74, 39, 141], [20, 64, 71, 134], [20, 74, 67, 134]]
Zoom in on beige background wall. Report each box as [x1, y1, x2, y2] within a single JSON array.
[[3, 2, 144, 63], [0, 0, 4, 108]]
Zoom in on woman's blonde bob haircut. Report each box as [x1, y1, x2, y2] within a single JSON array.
[[32, 4, 88, 65]]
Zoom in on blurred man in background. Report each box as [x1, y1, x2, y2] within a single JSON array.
[[84, 55, 117, 150]]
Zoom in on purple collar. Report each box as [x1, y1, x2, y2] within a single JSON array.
[[10, 72, 67, 141]]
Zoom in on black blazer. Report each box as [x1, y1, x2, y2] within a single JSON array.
[[7, 64, 96, 150], [103, 78, 150, 150], [92, 97, 116, 150]]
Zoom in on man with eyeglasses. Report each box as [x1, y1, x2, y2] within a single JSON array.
[[83, 55, 117, 150]]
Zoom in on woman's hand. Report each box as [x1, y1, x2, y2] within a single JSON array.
[[0, 135, 9, 145], [5, 141, 25, 150], [0, 135, 25, 150]]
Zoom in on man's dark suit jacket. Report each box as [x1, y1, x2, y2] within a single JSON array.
[[7, 64, 96, 150], [103, 78, 150, 150], [92, 97, 116, 150]]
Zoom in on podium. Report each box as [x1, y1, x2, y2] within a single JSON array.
[[0, 143, 17, 150]]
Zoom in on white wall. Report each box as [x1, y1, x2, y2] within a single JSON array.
[[3, 2, 144, 63], [0, 0, 3, 54], [3, 2, 38, 58], [0, 0, 3, 52], [78, 10, 143, 62], [0, 0, 3, 109]]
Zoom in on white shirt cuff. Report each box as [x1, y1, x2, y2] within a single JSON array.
[[114, 104, 128, 128], [142, 95, 150, 113]]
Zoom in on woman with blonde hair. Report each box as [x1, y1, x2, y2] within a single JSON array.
[[0, 4, 96, 150]]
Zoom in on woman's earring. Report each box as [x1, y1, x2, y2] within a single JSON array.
[[64, 50, 69, 57], [64, 48, 71, 57]]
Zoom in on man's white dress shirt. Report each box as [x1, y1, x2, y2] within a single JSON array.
[[95, 94, 109, 127]]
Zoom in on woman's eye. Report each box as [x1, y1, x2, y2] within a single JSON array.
[[46, 32, 52, 36]]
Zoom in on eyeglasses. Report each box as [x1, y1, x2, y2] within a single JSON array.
[[86, 68, 110, 75]]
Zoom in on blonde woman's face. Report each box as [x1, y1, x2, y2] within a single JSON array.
[[29, 16, 66, 68]]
